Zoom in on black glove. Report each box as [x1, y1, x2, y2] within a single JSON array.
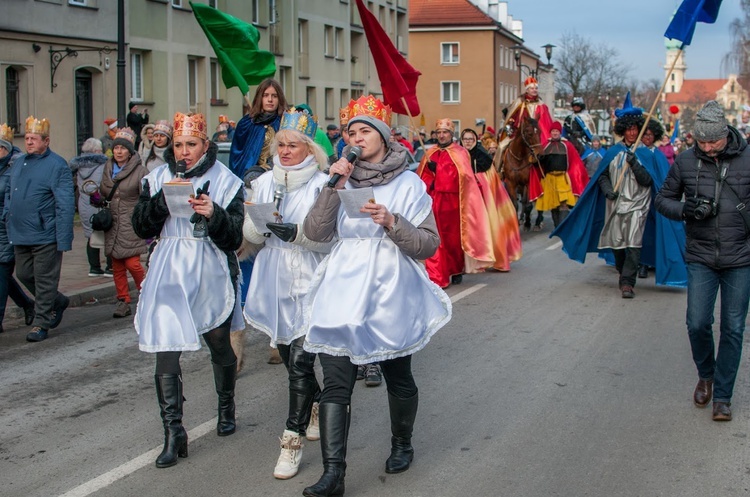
[[625, 150, 640, 168], [605, 191, 619, 201], [266, 222, 298, 242], [427, 160, 437, 172], [683, 197, 700, 219]]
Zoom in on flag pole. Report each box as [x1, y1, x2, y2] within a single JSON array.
[[401, 97, 425, 149], [614, 47, 683, 192]]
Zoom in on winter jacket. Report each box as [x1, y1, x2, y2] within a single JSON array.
[[655, 126, 750, 269], [71, 153, 108, 238], [6, 148, 75, 251], [0, 147, 22, 262], [100, 153, 148, 259]]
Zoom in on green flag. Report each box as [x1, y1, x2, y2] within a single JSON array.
[[190, 2, 276, 95]]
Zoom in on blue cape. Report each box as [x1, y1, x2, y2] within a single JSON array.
[[550, 142, 687, 288], [228, 113, 281, 179]]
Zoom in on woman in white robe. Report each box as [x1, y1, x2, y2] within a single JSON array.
[[132, 112, 245, 469], [242, 112, 335, 480], [300, 96, 452, 497]]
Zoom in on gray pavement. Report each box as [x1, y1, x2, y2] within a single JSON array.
[[3, 223, 140, 329]]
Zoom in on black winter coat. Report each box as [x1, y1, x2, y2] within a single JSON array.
[[655, 126, 750, 269]]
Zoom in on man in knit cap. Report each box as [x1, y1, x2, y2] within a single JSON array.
[[656, 100, 750, 422]]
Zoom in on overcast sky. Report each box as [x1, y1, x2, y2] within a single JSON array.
[[507, 0, 743, 83]]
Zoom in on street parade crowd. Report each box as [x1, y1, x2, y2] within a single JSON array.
[[2, 71, 750, 495]]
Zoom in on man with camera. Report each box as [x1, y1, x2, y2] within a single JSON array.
[[655, 100, 750, 422]]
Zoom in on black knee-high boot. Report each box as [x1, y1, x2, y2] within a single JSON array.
[[213, 361, 237, 436], [155, 374, 188, 468], [303, 403, 350, 497], [385, 391, 418, 474]]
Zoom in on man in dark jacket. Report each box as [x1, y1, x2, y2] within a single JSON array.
[[6, 117, 74, 342], [655, 100, 750, 422]]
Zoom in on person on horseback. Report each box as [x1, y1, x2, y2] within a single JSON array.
[[563, 97, 597, 155], [417, 119, 495, 288], [535, 121, 589, 228], [495, 76, 554, 171]]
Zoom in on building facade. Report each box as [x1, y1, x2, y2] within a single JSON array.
[[1, 0, 409, 160]]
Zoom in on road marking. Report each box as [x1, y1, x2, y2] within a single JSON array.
[[58, 418, 217, 497], [60, 283, 486, 496], [546, 240, 562, 251], [450, 283, 486, 303]]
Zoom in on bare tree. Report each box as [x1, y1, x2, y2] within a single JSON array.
[[554, 31, 632, 111], [722, 0, 750, 89]]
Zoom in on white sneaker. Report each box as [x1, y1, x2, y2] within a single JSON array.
[[273, 430, 303, 479], [306, 402, 320, 441]]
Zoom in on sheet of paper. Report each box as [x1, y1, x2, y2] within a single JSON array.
[[337, 187, 375, 218], [244, 202, 280, 233], [162, 182, 196, 219]]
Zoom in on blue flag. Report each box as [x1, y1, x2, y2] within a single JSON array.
[[671, 119, 680, 143], [664, 0, 723, 46]]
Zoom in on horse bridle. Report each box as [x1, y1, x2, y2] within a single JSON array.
[[504, 121, 542, 172]]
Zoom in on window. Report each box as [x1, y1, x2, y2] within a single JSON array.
[[210, 59, 222, 102], [251, 0, 259, 24], [130, 52, 143, 101], [325, 87, 334, 119], [441, 81, 460, 103], [269, 0, 277, 23], [298, 20, 309, 77], [5, 67, 20, 131], [172, 0, 182, 7], [278, 66, 291, 96], [208, 0, 217, 7], [69, 0, 88, 5], [306, 86, 317, 114], [441, 43, 459, 64], [324, 25, 334, 57], [335, 27, 344, 59], [188, 57, 199, 110]]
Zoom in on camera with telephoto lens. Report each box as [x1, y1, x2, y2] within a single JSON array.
[[693, 197, 717, 220]]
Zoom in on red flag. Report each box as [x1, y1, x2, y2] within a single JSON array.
[[355, 0, 421, 116]]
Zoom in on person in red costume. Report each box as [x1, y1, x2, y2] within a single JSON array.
[[496, 76, 554, 166], [417, 119, 494, 288], [535, 121, 589, 228]]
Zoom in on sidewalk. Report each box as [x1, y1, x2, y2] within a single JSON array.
[[6, 224, 140, 320]]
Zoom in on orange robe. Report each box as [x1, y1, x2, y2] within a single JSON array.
[[417, 143, 494, 287], [475, 168, 523, 271]]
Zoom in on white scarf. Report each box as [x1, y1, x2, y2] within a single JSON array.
[[272, 155, 320, 192]]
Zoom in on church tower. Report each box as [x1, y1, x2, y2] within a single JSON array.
[[664, 39, 687, 94]]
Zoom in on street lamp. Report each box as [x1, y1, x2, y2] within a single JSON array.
[[512, 44, 554, 95], [542, 44, 555, 65]]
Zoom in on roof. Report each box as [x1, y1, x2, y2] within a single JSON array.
[[410, 0, 496, 27], [664, 79, 726, 104]]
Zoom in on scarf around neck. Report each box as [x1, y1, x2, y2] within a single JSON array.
[[348, 143, 409, 188], [272, 154, 320, 191]]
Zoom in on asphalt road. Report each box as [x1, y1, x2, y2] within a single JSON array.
[[1, 226, 748, 497]]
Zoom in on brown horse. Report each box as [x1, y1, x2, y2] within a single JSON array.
[[494, 115, 544, 231]]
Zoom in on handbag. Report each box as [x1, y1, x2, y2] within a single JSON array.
[[90, 180, 121, 232]]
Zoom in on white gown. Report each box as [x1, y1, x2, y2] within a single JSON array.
[[243, 168, 333, 346], [303, 171, 452, 365], [136, 160, 245, 352]]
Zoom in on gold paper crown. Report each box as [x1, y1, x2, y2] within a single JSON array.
[[279, 107, 318, 139], [339, 106, 351, 126], [173, 112, 207, 140], [347, 95, 392, 127], [0, 124, 14, 143], [153, 120, 173, 138], [114, 127, 136, 144], [435, 118, 455, 133], [25, 116, 50, 136]]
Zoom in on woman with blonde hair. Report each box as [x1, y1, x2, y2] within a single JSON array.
[[242, 108, 332, 480]]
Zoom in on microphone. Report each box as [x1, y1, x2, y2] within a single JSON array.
[[327, 146, 362, 188], [273, 183, 287, 221], [175, 160, 187, 179]]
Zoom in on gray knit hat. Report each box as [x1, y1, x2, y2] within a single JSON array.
[[694, 100, 728, 141], [347, 115, 391, 147]]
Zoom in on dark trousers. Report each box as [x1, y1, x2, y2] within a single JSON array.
[[613, 247, 640, 287], [86, 239, 112, 271], [14, 244, 64, 329], [319, 353, 418, 405], [0, 260, 33, 323]]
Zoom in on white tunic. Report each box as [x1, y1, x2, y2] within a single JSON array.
[[303, 172, 452, 365], [243, 168, 333, 346], [136, 160, 245, 352]]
